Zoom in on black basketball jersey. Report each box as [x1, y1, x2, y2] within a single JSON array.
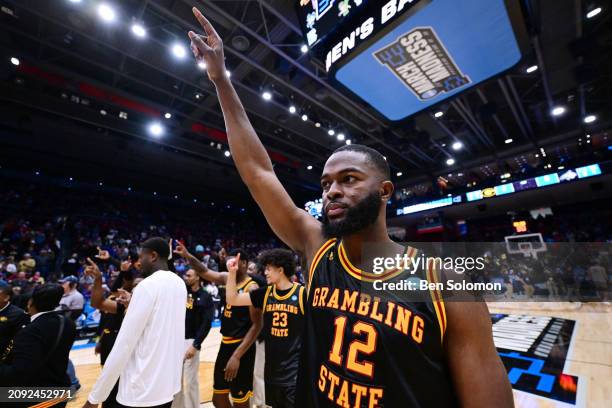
[[261, 283, 305, 385], [296, 239, 457, 407], [221, 278, 258, 343]]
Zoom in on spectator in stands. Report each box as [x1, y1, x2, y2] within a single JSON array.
[[588, 261, 608, 302], [29, 271, 45, 286], [10, 286, 28, 310], [572, 264, 587, 297], [11, 271, 29, 292], [36, 248, 55, 277], [517, 272, 535, 298], [194, 244, 205, 261], [58, 275, 85, 317], [0, 283, 77, 408], [3, 256, 18, 276], [203, 280, 220, 320], [503, 277, 513, 299], [62, 253, 80, 277], [18, 253, 36, 273], [556, 265, 569, 296]]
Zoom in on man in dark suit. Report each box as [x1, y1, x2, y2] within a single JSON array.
[[0, 282, 29, 360], [0, 283, 77, 408]]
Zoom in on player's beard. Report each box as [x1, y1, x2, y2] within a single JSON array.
[[322, 191, 381, 238]]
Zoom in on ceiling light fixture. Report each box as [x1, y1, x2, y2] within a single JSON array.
[[97, 4, 116, 23], [131, 23, 146, 38]]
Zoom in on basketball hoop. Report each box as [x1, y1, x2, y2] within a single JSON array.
[[505, 233, 547, 259]]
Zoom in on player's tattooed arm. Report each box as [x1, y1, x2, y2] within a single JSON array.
[[173, 240, 228, 285], [444, 301, 514, 408], [189, 7, 323, 257], [225, 253, 253, 306]]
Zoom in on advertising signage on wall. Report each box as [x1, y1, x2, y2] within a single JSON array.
[[307, 163, 603, 219], [392, 163, 603, 217], [395, 196, 458, 216], [465, 164, 602, 203]]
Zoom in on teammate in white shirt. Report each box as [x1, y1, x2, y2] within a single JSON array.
[[83, 237, 187, 408]]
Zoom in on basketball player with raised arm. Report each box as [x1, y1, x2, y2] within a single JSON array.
[[187, 7, 513, 407], [173, 242, 261, 408], [226, 249, 305, 408]]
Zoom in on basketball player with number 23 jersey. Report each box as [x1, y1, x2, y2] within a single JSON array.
[[226, 249, 305, 408], [188, 6, 514, 408]]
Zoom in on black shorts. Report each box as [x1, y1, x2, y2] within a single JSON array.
[[265, 383, 296, 408], [213, 341, 256, 404]]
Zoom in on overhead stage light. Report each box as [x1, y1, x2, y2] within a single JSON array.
[[526, 65, 538, 73], [551, 106, 566, 116], [446, 158, 455, 166], [452, 141, 463, 150], [148, 122, 164, 137], [584, 115, 596, 124], [10, 57, 19, 66], [131, 23, 146, 38], [262, 91, 272, 101], [98, 4, 116, 23], [301, 114, 308, 121], [434, 111, 444, 118], [289, 106, 296, 114], [586, 7, 602, 19], [172, 43, 187, 59]]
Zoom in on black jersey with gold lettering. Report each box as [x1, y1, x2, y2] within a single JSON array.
[[220, 278, 259, 344], [257, 283, 305, 385], [296, 239, 457, 407]]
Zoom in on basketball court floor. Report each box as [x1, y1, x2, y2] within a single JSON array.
[[67, 302, 610, 408]]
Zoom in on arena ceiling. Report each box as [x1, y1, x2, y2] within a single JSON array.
[[0, 0, 610, 204]]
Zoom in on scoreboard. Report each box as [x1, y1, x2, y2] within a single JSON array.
[[296, 0, 528, 122]]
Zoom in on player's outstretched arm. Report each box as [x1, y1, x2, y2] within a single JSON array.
[[173, 241, 228, 285], [85, 258, 118, 314], [188, 7, 322, 256], [444, 301, 514, 408]]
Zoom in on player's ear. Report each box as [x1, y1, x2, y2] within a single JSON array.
[[380, 180, 394, 201]]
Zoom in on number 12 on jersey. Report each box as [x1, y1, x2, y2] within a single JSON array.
[[329, 316, 377, 377]]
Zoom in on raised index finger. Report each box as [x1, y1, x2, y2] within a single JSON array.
[[192, 7, 219, 39]]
